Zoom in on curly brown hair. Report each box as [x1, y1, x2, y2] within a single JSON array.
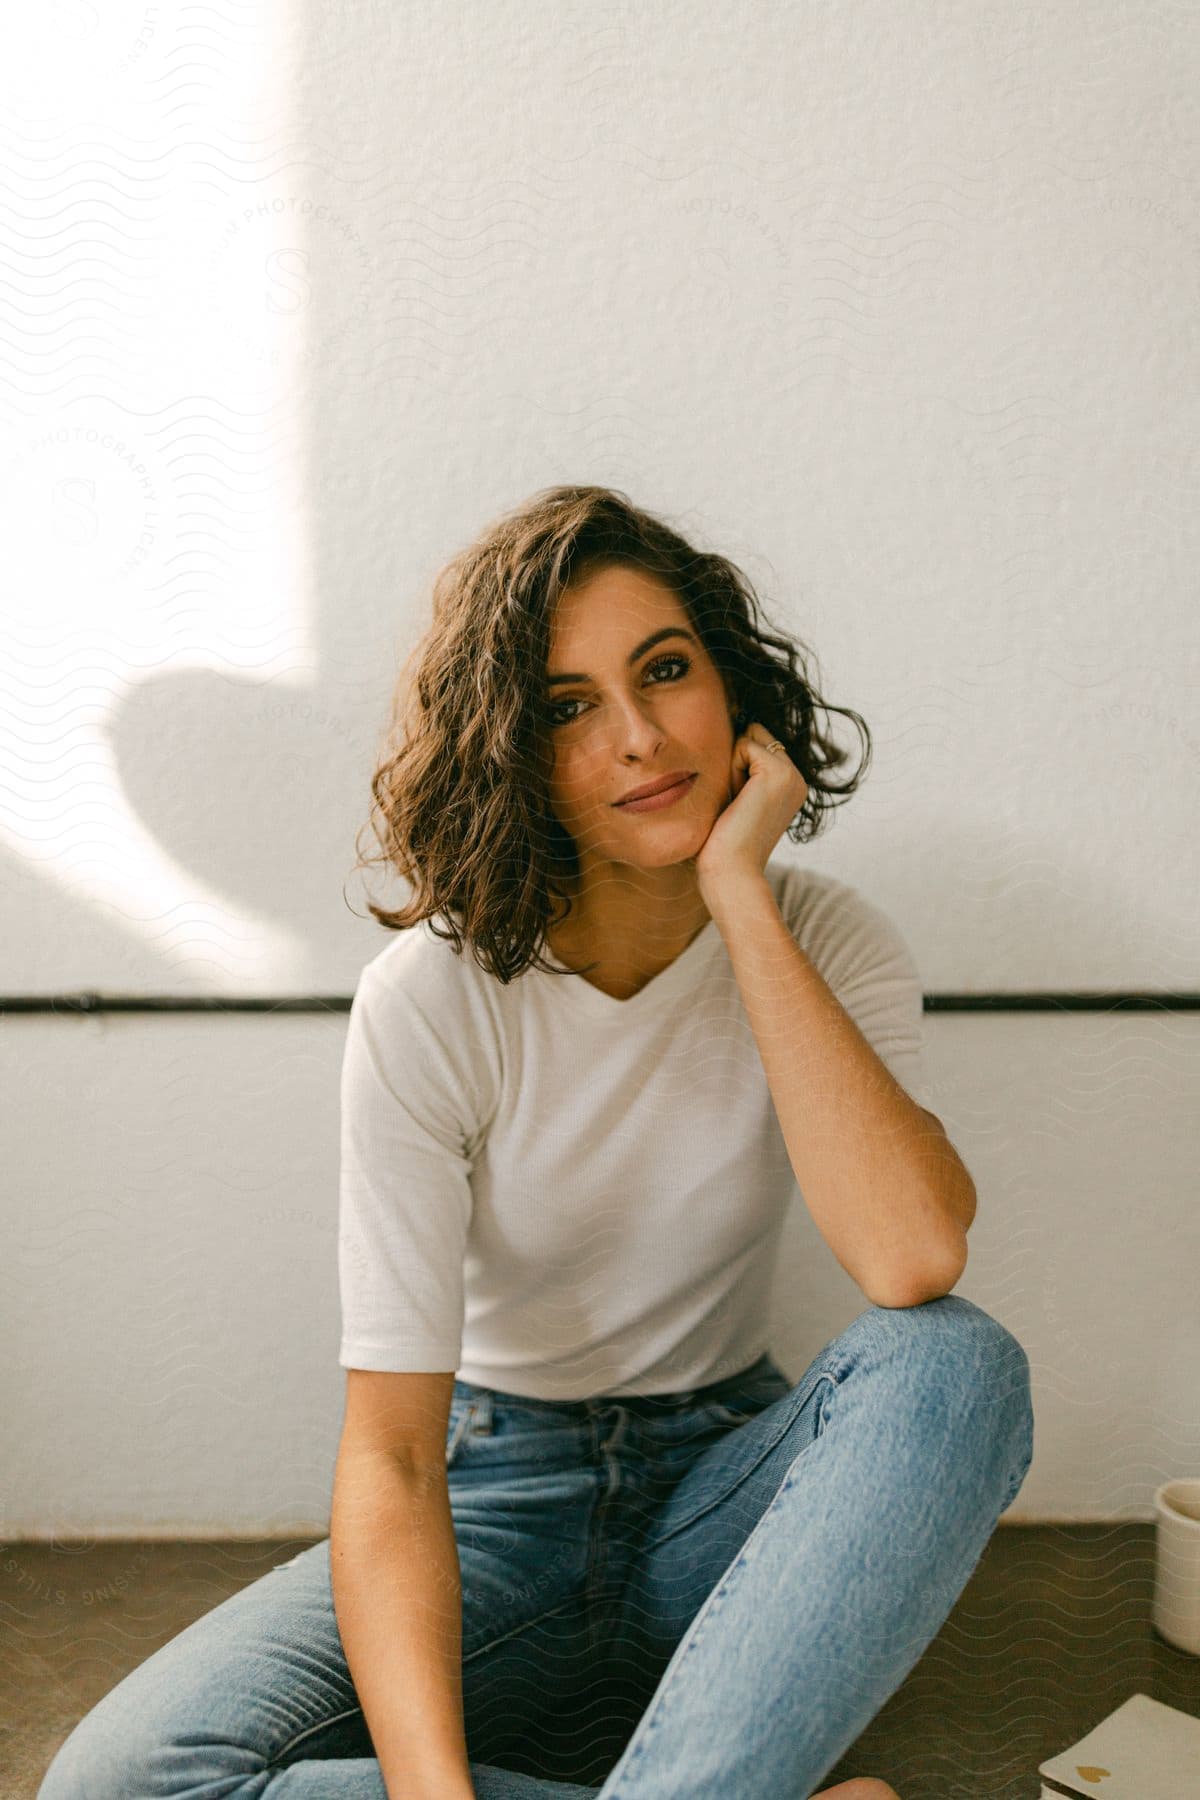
[[348, 484, 872, 984]]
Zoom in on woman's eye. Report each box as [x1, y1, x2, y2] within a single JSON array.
[[545, 654, 691, 727]]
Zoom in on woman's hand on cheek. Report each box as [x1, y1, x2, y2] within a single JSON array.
[[690, 719, 809, 899]]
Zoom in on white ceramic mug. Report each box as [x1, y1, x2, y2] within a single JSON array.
[[1152, 1478, 1200, 1655]]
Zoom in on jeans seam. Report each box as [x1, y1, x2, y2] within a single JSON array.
[[460, 1592, 588, 1665], [267, 1703, 368, 1768], [1001, 1416, 1035, 1512], [267, 1592, 586, 1766], [641, 1371, 835, 1551]]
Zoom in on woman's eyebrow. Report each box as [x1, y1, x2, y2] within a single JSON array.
[[546, 626, 698, 686]]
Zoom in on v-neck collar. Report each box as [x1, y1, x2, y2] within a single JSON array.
[[535, 914, 724, 1021]]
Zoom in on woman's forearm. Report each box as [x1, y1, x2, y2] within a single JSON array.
[[330, 1443, 477, 1799], [705, 869, 974, 1307]]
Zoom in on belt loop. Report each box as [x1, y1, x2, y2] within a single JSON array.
[[472, 1389, 494, 1434], [446, 1404, 475, 1461]]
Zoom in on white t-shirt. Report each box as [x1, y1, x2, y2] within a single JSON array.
[[337, 857, 931, 1399]]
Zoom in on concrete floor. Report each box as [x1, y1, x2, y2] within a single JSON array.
[[6, 1524, 1200, 1798]]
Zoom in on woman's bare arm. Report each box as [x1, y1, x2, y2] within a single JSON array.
[[330, 1371, 476, 1800]]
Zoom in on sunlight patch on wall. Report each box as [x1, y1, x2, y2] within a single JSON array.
[[0, 1, 315, 991]]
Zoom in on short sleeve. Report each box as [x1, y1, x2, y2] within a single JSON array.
[[787, 874, 933, 1112], [337, 959, 475, 1372]]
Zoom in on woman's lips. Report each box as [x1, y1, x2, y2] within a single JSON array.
[[614, 772, 698, 813]]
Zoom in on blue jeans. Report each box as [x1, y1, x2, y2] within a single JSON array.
[[38, 1294, 1034, 1800]]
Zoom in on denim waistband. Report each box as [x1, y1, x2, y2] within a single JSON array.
[[452, 1351, 780, 1419]]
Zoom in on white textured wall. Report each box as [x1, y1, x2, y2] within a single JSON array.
[[3, 3, 1197, 1534]]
